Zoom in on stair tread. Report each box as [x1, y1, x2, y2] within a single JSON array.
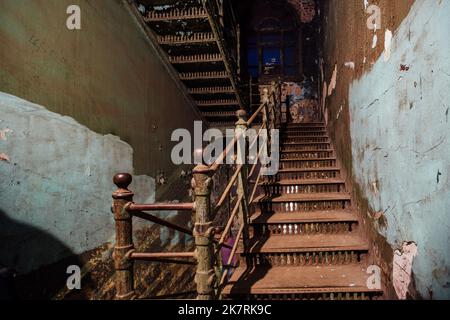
[[280, 157, 336, 162], [254, 193, 351, 203], [282, 142, 331, 145], [262, 178, 345, 185], [282, 149, 333, 153], [247, 234, 369, 253], [284, 129, 327, 132], [283, 140, 331, 144], [251, 210, 358, 224], [223, 265, 381, 295], [278, 166, 340, 173]]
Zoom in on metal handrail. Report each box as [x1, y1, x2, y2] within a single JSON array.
[[111, 81, 282, 300]]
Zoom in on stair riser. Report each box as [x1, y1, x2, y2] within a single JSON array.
[[280, 159, 337, 169], [277, 170, 341, 181], [258, 200, 351, 213], [244, 251, 367, 267], [282, 144, 331, 151], [285, 127, 326, 132], [283, 132, 327, 137], [283, 137, 330, 143], [229, 292, 380, 301], [258, 183, 346, 195], [251, 222, 357, 237], [281, 151, 334, 159]]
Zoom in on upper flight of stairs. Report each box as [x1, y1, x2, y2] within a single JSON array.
[[223, 123, 384, 300], [132, 0, 243, 127]]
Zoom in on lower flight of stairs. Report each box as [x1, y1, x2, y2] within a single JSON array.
[[222, 123, 383, 300]]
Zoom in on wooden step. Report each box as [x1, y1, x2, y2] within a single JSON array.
[[251, 210, 358, 225], [247, 234, 368, 254], [223, 265, 382, 297]]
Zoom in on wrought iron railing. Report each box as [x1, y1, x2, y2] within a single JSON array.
[[112, 82, 282, 300]]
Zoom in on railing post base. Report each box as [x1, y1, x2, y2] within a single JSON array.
[[192, 165, 216, 300], [112, 173, 135, 300]]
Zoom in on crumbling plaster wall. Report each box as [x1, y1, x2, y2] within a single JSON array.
[[0, 0, 200, 296], [0, 92, 157, 274], [320, 0, 450, 299]]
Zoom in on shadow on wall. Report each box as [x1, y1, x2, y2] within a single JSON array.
[[0, 209, 88, 300]]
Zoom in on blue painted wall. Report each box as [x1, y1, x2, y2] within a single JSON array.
[[349, 0, 450, 299]]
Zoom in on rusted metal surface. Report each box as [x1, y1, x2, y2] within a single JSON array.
[[131, 211, 193, 237], [144, 7, 208, 22], [216, 195, 243, 252], [134, 0, 244, 124], [128, 203, 194, 212], [130, 252, 196, 266], [109, 83, 282, 300], [192, 165, 216, 300], [213, 165, 243, 216], [112, 173, 135, 300]]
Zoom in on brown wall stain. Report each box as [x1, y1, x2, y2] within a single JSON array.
[[318, 0, 416, 299]]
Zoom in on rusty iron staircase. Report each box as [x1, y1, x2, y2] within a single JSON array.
[[130, 0, 244, 128], [221, 122, 384, 300], [110, 83, 383, 300]]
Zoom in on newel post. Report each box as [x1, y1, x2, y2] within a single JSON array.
[[192, 165, 216, 300], [236, 110, 251, 267], [112, 173, 135, 300]]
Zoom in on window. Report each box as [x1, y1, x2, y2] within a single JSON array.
[[247, 30, 299, 79]]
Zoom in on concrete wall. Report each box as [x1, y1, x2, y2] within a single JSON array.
[[320, 0, 450, 299], [0, 0, 201, 178], [0, 92, 155, 274], [0, 0, 200, 285]]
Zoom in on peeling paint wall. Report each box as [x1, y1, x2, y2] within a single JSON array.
[[349, 0, 450, 299], [0, 92, 155, 274], [320, 0, 450, 299], [0, 0, 201, 297]]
